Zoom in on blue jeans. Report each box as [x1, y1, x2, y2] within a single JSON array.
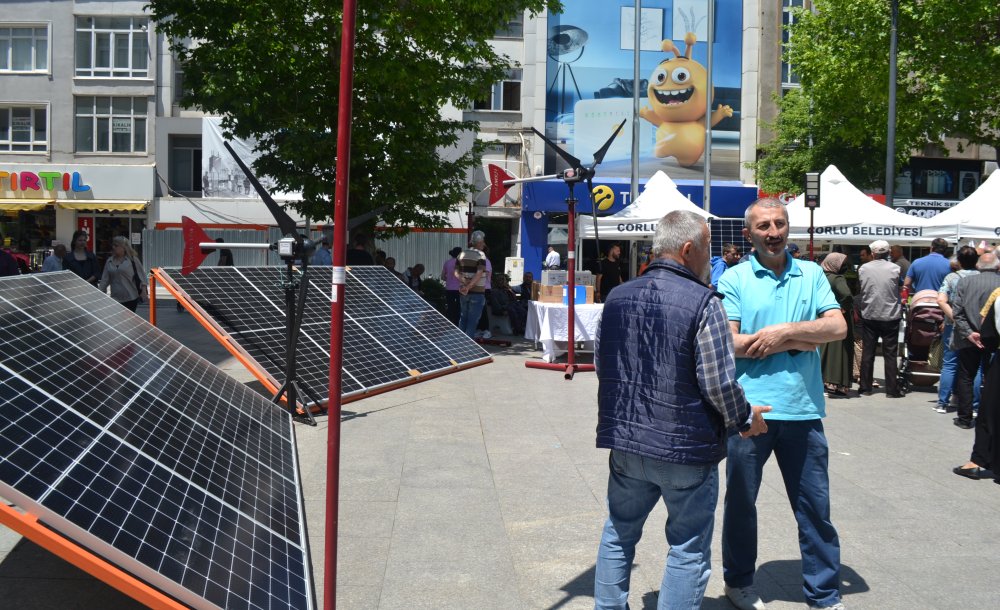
[[938, 325, 982, 408], [458, 292, 485, 338], [595, 450, 718, 610], [723, 420, 841, 608]]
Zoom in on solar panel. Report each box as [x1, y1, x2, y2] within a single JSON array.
[[153, 265, 492, 405], [0, 271, 314, 610]]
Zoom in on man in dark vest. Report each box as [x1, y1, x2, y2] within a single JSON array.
[[594, 210, 770, 609]]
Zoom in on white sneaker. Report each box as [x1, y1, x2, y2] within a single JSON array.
[[481, 330, 492, 339], [724, 584, 766, 610], [810, 603, 845, 610]]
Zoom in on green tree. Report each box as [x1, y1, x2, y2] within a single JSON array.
[[147, 0, 559, 227], [750, 0, 999, 194]]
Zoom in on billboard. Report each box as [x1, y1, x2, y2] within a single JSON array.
[[545, 0, 742, 181], [201, 118, 301, 200]]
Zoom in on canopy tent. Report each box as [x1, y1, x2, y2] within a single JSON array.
[[578, 170, 713, 240], [786, 166, 933, 246], [922, 170, 1000, 243]]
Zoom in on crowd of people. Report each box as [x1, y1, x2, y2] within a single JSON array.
[[592, 198, 1000, 610]]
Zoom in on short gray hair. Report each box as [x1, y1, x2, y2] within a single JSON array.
[[744, 197, 788, 228], [652, 210, 708, 257], [470, 230, 486, 246], [977, 252, 999, 271]]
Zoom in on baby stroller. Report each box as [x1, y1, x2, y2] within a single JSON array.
[[898, 289, 945, 393]]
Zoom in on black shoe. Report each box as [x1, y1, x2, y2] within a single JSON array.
[[953, 418, 975, 429], [858, 388, 873, 396], [886, 392, 904, 398], [953, 465, 992, 480]]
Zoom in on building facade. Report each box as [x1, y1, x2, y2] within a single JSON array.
[[3, 1, 992, 275]]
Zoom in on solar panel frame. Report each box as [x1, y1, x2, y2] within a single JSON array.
[[0, 272, 315, 610], [152, 265, 491, 405]]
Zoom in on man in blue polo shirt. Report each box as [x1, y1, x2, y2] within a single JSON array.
[[904, 237, 952, 294], [716, 198, 848, 610]]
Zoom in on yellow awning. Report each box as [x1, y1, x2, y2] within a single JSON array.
[[0, 199, 54, 211], [56, 200, 148, 212]]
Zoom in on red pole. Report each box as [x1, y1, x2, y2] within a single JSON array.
[[326, 0, 357, 608]]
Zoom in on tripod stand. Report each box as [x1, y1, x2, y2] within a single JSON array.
[[525, 182, 591, 378], [272, 258, 325, 425]]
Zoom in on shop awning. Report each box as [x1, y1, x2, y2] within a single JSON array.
[[0, 199, 54, 211], [56, 200, 149, 212]]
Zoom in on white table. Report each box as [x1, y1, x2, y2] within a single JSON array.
[[525, 301, 604, 363]]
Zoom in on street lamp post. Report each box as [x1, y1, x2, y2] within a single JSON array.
[[885, 0, 899, 206], [804, 171, 821, 261]]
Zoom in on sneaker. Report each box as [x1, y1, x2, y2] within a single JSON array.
[[481, 330, 492, 339], [809, 604, 845, 610], [935, 403, 949, 413], [724, 584, 766, 610]]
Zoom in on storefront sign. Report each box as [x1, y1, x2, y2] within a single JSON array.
[[892, 198, 958, 219], [112, 118, 131, 134], [0, 170, 91, 193]]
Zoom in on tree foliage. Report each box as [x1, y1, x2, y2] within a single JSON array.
[[147, 0, 559, 227], [751, 0, 1000, 194]]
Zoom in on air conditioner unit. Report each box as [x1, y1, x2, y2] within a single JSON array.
[[958, 171, 979, 200]]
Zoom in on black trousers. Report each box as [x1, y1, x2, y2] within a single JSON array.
[[955, 347, 985, 424], [445, 290, 460, 324], [860, 318, 900, 394], [971, 351, 999, 469]]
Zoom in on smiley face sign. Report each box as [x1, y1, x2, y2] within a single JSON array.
[[592, 184, 615, 211]]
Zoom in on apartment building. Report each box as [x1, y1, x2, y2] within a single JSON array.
[[3, 1, 990, 273]]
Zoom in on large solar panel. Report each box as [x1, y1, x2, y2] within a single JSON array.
[[153, 265, 491, 405], [0, 272, 313, 610]]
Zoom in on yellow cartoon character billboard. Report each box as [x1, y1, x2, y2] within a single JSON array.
[[639, 32, 732, 166]]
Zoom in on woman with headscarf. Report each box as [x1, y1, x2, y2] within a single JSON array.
[[819, 252, 855, 396]]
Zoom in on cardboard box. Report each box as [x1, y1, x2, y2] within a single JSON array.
[[541, 270, 567, 286], [537, 284, 594, 304], [541, 270, 594, 287]]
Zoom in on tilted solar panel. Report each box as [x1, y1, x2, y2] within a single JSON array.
[[153, 265, 491, 404], [0, 272, 313, 610]]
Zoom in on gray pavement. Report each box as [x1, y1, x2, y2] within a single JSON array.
[[2, 300, 999, 609]]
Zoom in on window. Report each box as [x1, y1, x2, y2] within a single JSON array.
[[75, 96, 147, 153], [75, 16, 149, 78], [494, 13, 524, 39], [169, 135, 202, 195], [0, 105, 47, 152], [781, 1, 803, 90], [0, 25, 49, 72], [473, 69, 522, 111]]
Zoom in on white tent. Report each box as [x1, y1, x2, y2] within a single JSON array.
[[578, 170, 713, 240], [923, 170, 1000, 243], [786, 165, 933, 246]]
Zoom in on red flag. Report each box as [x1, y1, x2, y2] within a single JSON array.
[[181, 216, 214, 274], [487, 164, 516, 205]]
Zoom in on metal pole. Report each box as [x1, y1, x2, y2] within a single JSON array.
[[884, 0, 898, 205], [809, 208, 815, 262], [326, 0, 357, 606], [630, 0, 641, 205], [703, 0, 715, 215]]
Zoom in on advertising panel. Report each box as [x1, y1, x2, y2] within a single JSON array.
[[545, 0, 742, 181], [201, 118, 301, 200]]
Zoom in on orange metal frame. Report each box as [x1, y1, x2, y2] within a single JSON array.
[[149, 268, 493, 407], [0, 503, 186, 609]]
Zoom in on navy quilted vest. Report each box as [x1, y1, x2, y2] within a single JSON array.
[[596, 258, 727, 465]]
